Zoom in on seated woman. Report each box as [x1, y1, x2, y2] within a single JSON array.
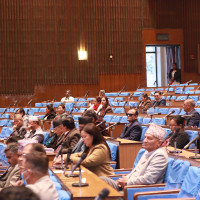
[[55, 104, 68, 120], [88, 96, 102, 113], [138, 93, 151, 114], [97, 97, 113, 121], [70, 123, 114, 176], [163, 116, 189, 149], [43, 104, 56, 120]]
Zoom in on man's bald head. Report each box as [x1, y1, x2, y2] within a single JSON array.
[[183, 99, 195, 113]]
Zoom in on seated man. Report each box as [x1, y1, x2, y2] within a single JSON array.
[[15, 108, 29, 128], [118, 109, 142, 141], [25, 116, 44, 143], [7, 114, 26, 141], [101, 123, 168, 190], [0, 186, 40, 200], [45, 119, 62, 149], [19, 152, 58, 200], [83, 109, 109, 136], [183, 99, 200, 127], [0, 143, 20, 190], [61, 89, 74, 103], [55, 117, 80, 154], [151, 91, 166, 107], [72, 116, 93, 153]]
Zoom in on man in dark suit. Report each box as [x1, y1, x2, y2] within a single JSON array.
[[151, 91, 166, 107], [183, 99, 200, 127], [118, 109, 142, 141]]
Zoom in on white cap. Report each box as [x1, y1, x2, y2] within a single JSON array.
[[146, 123, 166, 141], [28, 116, 39, 122]]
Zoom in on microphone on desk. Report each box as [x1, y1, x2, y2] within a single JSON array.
[[103, 122, 120, 131], [149, 112, 161, 116], [118, 85, 126, 96], [69, 153, 87, 176], [168, 95, 173, 101], [52, 96, 56, 102], [137, 84, 141, 90], [94, 188, 110, 200], [96, 120, 106, 127], [186, 80, 192, 85], [2, 108, 7, 115], [183, 134, 200, 149], [13, 100, 18, 107], [83, 90, 89, 99], [53, 142, 66, 163], [27, 99, 33, 106], [64, 148, 73, 172], [163, 110, 175, 118]]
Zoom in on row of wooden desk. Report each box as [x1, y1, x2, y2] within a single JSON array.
[[49, 146, 200, 200]]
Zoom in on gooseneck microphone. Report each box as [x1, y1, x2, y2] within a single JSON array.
[[64, 148, 73, 172], [163, 110, 175, 118], [96, 120, 106, 127], [94, 188, 110, 200], [53, 142, 66, 162], [69, 153, 87, 176], [184, 134, 200, 149]]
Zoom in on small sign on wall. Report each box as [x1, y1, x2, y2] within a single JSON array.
[[156, 34, 169, 41]]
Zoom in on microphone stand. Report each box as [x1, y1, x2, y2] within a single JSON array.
[[168, 137, 182, 154], [72, 166, 89, 187], [55, 153, 64, 169], [189, 140, 200, 159], [65, 160, 79, 177]]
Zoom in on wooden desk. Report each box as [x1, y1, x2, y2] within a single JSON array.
[[106, 137, 142, 169], [167, 146, 200, 167], [51, 166, 122, 200]]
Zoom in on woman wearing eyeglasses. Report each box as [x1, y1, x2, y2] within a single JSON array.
[[138, 93, 151, 114], [162, 116, 189, 149]]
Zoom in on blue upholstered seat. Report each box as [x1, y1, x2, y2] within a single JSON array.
[[103, 115, 113, 122]]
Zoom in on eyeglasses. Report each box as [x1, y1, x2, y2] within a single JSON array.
[[126, 113, 135, 117]]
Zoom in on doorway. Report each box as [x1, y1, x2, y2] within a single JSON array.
[[146, 45, 181, 87]]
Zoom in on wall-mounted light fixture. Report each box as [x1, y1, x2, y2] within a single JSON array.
[[78, 49, 88, 60]]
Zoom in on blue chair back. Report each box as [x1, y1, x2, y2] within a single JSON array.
[[119, 92, 130, 96], [132, 148, 146, 169], [176, 96, 187, 101], [120, 116, 128, 124], [129, 102, 138, 107], [53, 102, 62, 108], [113, 107, 125, 114], [137, 117, 143, 125], [188, 96, 199, 102], [165, 160, 190, 190], [178, 166, 200, 198], [185, 130, 198, 149], [106, 141, 118, 161], [110, 116, 122, 123], [103, 115, 113, 122], [143, 118, 151, 124], [35, 103, 43, 107], [110, 102, 119, 106], [168, 108, 180, 115], [158, 108, 169, 114], [140, 126, 148, 141], [65, 103, 75, 112], [152, 118, 166, 125]]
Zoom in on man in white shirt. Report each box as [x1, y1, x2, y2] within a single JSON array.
[[61, 89, 74, 103], [25, 116, 44, 144], [101, 123, 168, 190], [21, 152, 58, 200]]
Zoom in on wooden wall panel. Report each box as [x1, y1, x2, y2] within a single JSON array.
[[0, 0, 143, 95], [143, 0, 200, 74]]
